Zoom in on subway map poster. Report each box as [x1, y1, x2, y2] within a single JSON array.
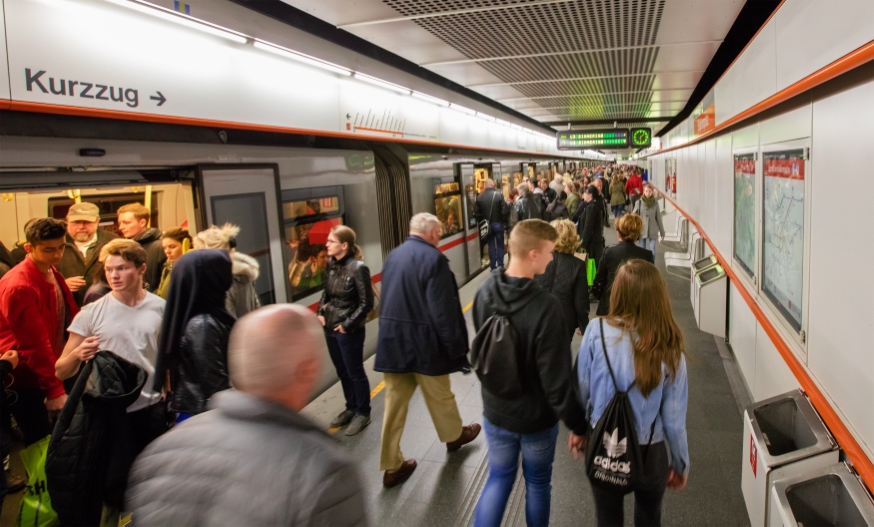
[[762, 149, 806, 331]]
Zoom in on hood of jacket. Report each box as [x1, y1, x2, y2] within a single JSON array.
[[83, 350, 148, 408], [134, 227, 162, 245], [479, 268, 543, 317], [231, 251, 260, 283]]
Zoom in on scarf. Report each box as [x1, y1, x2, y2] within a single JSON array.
[[642, 195, 657, 208]]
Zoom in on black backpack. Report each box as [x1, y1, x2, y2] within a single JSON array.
[[585, 319, 659, 493], [470, 311, 523, 399]]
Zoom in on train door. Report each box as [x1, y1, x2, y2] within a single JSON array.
[[197, 165, 287, 305], [458, 163, 482, 276]]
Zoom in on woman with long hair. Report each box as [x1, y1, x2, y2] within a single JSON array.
[[155, 227, 191, 299], [193, 223, 261, 317], [591, 214, 654, 316], [577, 259, 689, 526], [534, 219, 588, 338], [154, 250, 236, 422], [317, 225, 374, 436]]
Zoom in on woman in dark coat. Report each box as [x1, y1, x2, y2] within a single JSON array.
[[317, 225, 374, 436], [154, 249, 236, 423], [591, 213, 654, 316], [534, 219, 588, 338], [576, 184, 606, 269]]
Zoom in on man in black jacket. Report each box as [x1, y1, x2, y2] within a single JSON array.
[[474, 179, 509, 270], [56, 202, 118, 307], [117, 202, 166, 292], [515, 185, 543, 221], [375, 213, 481, 488], [471, 219, 587, 526]]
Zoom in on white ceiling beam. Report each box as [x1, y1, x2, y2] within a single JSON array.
[[470, 70, 705, 88], [497, 88, 695, 102], [529, 100, 688, 110], [338, 0, 574, 29], [422, 40, 723, 67]]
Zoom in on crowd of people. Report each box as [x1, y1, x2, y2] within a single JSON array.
[[0, 162, 688, 527]]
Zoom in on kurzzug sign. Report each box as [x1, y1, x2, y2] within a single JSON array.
[[24, 68, 145, 108]]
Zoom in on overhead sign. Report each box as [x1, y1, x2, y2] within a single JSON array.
[[630, 127, 652, 148], [556, 129, 629, 149]]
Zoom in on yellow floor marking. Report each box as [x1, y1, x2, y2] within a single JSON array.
[[463, 300, 473, 313]]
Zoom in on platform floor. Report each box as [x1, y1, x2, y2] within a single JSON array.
[[304, 223, 752, 527]]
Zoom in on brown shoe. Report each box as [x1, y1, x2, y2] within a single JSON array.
[[446, 423, 482, 452], [383, 459, 417, 488]]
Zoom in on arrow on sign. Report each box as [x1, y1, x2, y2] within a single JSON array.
[[150, 91, 166, 106]]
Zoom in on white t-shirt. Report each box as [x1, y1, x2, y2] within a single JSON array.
[[68, 292, 166, 412]]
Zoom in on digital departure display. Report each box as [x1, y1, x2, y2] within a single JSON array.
[[556, 129, 628, 149]]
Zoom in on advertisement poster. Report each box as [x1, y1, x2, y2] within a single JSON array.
[[733, 154, 756, 278]]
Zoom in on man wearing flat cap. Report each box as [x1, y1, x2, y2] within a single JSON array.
[[57, 202, 118, 307]]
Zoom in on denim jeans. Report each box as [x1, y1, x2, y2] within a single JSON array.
[[325, 328, 371, 416], [612, 205, 624, 219], [487, 223, 505, 270], [474, 418, 559, 527], [639, 237, 657, 261]]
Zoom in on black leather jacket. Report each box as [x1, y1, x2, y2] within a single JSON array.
[[318, 254, 374, 333], [171, 314, 234, 416]]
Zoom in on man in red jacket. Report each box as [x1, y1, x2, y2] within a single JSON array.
[[625, 169, 644, 209], [0, 218, 78, 446]]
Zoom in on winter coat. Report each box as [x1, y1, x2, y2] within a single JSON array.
[[0, 241, 14, 278], [474, 188, 509, 225], [47, 351, 147, 526], [565, 192, 581, 217], [609, 178, 626, 206], [57, 229, 119, 307], [625, 174, 643, 199], [545, 198, 569, 221], [577, 200, 605, 257], [170, 314, 234, 416], [226, 252, 262, 318], [592, 240, 654, 316], [317, 254, 374, 334], [534, 252, 588, 335], [0, 257, 78, 400], [507, 199, 519, 231], [133, 228, 167, 293], [375, 236, 469, 376], [515, 193, 543, 221], [472, 269, 587, 435], [126, 390, 367, 526], [633, 198, 666, 240], [155, 259, 173, 300], [543, 187, 557, 204]]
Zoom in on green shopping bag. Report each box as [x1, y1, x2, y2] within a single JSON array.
[[18, 436, 57, 527], [586, 257, 597, 287]]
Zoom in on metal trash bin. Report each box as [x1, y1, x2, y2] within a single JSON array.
[[770, 462, 874, 526], [741, 390, 839, 526], [692, 255, 719, 273], [692, 264, 726, 337]]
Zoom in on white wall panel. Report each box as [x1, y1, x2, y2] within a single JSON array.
[[759, 102, 813, 145], [775, 0, 874, 91], [716, 19, 777, 124], [729, 283, 757, 398], [807, 76, 874, 455], [714, 134, 734, 257], [754, 323, 799, 400], [732, 123, 759, 150], [704, 139, 718, 237]]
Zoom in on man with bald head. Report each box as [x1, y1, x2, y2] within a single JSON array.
[[474, 178, 509, 270], [126, 305, 367, 526]]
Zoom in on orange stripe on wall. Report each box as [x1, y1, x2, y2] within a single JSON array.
[[661, 194, 874, 493]]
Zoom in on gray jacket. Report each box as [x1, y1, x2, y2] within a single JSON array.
[[226, 252, 261, 317], [633, 198, 665, 240], [127, 391, 367, 526]]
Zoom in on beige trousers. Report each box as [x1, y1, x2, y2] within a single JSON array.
[[379, 372, 464, 472]]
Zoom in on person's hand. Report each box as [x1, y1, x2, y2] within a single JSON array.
[[317, 316, 326, 327], [1, 350, 19, 369], [46, 393, 68, 421], [667, 469, 688, 490], [335, 325, 347, 334], [65, 276, 86, 292], [74, 336, 100, 362], [567, 432, 586, 460]]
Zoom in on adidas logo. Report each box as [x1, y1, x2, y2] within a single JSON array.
[[603, 428, 627, 459]]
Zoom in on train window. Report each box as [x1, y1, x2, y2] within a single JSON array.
[[433, 182, 463, 240], [282, 196, 340, 220], [47, 192, 160, 235]]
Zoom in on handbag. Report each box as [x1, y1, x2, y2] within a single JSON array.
[[478, 192, 498, 243], [365, 283, 380, 323], [18, 435, 57, 527], [587, 257, 597, 287]]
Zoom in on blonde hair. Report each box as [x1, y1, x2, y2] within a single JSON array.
[[100, 238, 147, 268], [194, 223, 240, 251], [615, 214, 644, 242], [330, 225, 364, 261], [117, 203, 150, 222], [509, 219, 557, 257], [550, 219, 580, 254]]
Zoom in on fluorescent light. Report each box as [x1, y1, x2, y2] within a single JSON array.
[[353, 73, 411, 95], [411, 92, 449, 106], [450, 103, 476, 116], [254, 42, 351, 76], [106, 0, 248, 44]]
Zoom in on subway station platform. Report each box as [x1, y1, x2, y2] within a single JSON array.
[[304, 225, 753, 526]]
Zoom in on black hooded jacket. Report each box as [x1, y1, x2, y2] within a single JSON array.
[[46, 351, 147, 527], [133, 228, 167, 293], [472, 269, 587, 435]]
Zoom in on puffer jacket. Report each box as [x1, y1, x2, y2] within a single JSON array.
[[170, 313, 234, 416], [318, 254, 374, 333], [133, 228, 167, 293], [227, 252, 261, 317], [534, 252, 588, 335], [47, 351, 147, 527], [126, 390, 367, 526]]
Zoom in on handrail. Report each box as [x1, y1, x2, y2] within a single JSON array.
[[660, 193, 874, 493]]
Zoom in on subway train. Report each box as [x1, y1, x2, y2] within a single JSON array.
[[0, 134, 601, 393]]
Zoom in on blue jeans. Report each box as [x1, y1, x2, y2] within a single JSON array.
[[325, 328, 371, 416], [639, 237, 657, 261], [487, 223, 505, 270], [474, 418, 559, 527], [612, 205, 624, 219]]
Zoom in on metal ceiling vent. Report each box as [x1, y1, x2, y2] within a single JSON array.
[[384, 0, 666, 119]]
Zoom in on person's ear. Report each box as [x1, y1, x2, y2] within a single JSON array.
[[23, 242, 34, 254]]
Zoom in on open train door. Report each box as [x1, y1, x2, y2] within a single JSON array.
[[196, 164, 287, 305]]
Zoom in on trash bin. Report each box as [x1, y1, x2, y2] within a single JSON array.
[[741, 390, 839, 527], [692, 264, 726, 337], [690, 255, 719, 313], [769, 462, 874, 526]]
